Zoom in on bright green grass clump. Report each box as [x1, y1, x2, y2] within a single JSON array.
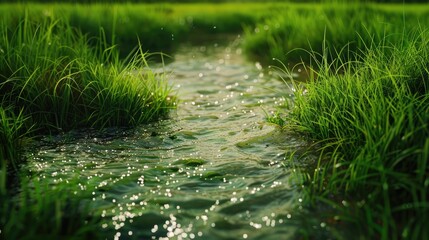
[[0, 16, 174, 132], [283, 30, 429, 239]]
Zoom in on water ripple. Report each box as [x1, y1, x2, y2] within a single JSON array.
[[26, 39, 314, 240]]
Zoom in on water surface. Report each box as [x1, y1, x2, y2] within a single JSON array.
[[26, 37, 315, 240]]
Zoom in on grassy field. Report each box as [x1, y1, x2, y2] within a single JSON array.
[[0, 2, 428, 239], [0, 3, 286, 56], [243, 3, 429, 64]]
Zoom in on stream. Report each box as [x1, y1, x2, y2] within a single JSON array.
[[25, 37, 317, 240]]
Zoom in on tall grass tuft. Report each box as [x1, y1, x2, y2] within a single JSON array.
[[284, 29, 429, 239], [0, 16, 175, 133]]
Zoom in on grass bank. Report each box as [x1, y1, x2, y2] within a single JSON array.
[[249, 5, 428, 237], [0, 15, 174, 239], [276, 28, 429, 239], [0, 16, 174, 132]]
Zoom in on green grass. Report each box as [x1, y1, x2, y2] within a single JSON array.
[[278, 28, 429, 239], [0, 16, 174, 132], [242, 3, 429, 65], [0, 107, 100, 239], [0, 13, 175, 240], [6, 3, 427, 65], [1, 2, 429, 239], [0, 107, 30, 196], [0, 173, 101, 240], [0, 3, 285, 56], [254, 7, 429, 237]]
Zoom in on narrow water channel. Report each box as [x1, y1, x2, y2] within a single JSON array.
[[26, 38, 315, 239]]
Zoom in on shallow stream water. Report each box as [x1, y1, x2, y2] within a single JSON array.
[[26, 38, 316, 240]]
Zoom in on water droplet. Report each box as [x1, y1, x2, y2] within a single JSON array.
[[151, 225, 158, 233]]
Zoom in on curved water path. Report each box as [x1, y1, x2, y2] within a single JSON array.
[[26, 38, 315, 239]]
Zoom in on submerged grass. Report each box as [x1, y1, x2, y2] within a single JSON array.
[[1, 172, 101, 239], [0, 108, 100, 239], [280, 28, 429, 239]]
